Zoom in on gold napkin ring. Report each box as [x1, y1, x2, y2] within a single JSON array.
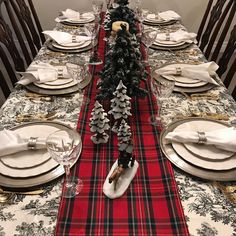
[[166, 33, 170, 41], [176, 67, 182, 75], [197, 131, 207, 144], [28, 137, 38, 150]]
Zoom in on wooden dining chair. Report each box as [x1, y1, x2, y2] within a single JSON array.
[[197, 0, 236, 62], [217, 24, 236, 100], [0, 0, 45, 68]]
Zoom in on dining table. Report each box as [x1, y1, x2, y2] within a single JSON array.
[[0, 7, 236, 236]]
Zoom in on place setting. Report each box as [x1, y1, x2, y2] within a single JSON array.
[[17, 60, 92, 95], [160, 117, 236, 181], [143, 10, 181, 26], [43, 30, 96, 53], [150, 29, 197, 51], [152, 61, 220, 93], [55, 8, 95, 26], [0, 121, 82, 189]]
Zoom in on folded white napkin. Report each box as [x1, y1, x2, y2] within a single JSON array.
[[165, 127, 236, 152], [17, 62, 69, 85], [156, 62, 219, 85], [55, 9, 94, 22], [0, 129, 46, 157], [43, 31, 91, 45], [156, 29, 197, 44], [147, 10, 181, 21]]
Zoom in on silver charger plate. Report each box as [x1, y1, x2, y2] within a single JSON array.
[[46, 39, 97, 54], [150, 42, 192, 51], [160, 117, 236, 181], [143, 19, 177, 26], [26, 73, 92, 95], [0, 121, 82, 188]]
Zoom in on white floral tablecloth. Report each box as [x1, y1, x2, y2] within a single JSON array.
[[0, 21, 236, 236]]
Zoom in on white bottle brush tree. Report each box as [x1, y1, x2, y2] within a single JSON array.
[[117, 119, 132, 146], [89, 101, 110, 144], [108, 80, 132, 132]]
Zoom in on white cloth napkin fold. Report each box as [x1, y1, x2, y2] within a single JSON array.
[[17, 62, 69, 85], [147, 10, 181, 21], [156, 62, 219, 85], [55, 9, 94, 22], [43, 31, 91, 45], [0, 129, 46, 157], [165, 127, 236, 153], [156, 29, 197, 43]]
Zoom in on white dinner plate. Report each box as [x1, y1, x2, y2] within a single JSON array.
[[172, 120, 234, 160], [52, 40, 91, 50], [145, 15, 169, 23], [43, 77, 73, 86], [34, 79, 78, 89], [0, 123, 64, 177], [162, 75, 207, 88], [153, 40, 185, 48], [172, 142, 236, 171]]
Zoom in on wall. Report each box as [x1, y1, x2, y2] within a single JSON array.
[[32, 0, 207, 33]]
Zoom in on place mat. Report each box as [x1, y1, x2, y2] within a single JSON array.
[[160, 118, 236, 181], [0, 121, 82, 188], [55, 24, 189, 236]]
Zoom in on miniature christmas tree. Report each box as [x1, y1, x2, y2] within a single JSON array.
[[97, 24, 147, 100], [89, 101, 110, 144], [108, 80, 132, 132], [117, 119, 132, 145], [107, 0, 137, 34]]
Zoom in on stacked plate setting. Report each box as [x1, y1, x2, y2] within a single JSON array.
[[143, 14, 177, 26], [0, 122, 82, 188], [153, 64, 216, 93], [160, 118, 236, 181]]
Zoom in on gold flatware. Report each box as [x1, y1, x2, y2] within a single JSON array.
[[213, 182, 236, 204], [0, 187, 44, 195], [16, 112, 57, 122], [190, 92, 219, 101], [175, 112, 230, 121]]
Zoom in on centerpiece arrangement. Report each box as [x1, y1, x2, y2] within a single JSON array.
[[89, 0, 147, 199]]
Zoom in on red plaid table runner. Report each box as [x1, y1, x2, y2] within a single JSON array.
[[55, 22, 189, 236]]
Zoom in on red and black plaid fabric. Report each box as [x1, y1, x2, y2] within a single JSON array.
[[55, 21, 189, 236]]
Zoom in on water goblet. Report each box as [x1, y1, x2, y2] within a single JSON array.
[[86, 23, 103, 65], [66, 56, 91, 105], [149, 73, 175, 127], [141, 28, 158, 63], [46, 129, 83, 198], [92, 0, 103, 22]]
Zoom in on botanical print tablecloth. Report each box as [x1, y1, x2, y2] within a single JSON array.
[[0, 20, 236, 236]]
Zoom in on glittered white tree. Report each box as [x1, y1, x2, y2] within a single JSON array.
[[90, 101, 110, 144], [108, 80, 132, 132], [117, 119, 132, 146]]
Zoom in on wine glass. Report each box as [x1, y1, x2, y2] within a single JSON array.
[[86, 23, 103, 65], [66, 56, 91, 105], [141, 28, 158, 63], [46, 129, 83, 198], [92, 0, 103, 22], [149, 73, 175, 127]]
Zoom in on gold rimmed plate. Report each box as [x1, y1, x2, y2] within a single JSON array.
[[160, 118, 236, 181]]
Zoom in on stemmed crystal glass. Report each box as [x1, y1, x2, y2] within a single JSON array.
[[141, 28, 158, 63], [86, 22, 103, 65], [92, 0, 103, 22], [149, 72, 175, 127], [46, 129, 83, 198], [136, 9, 149, 33], [66, 56, 91, 105]]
